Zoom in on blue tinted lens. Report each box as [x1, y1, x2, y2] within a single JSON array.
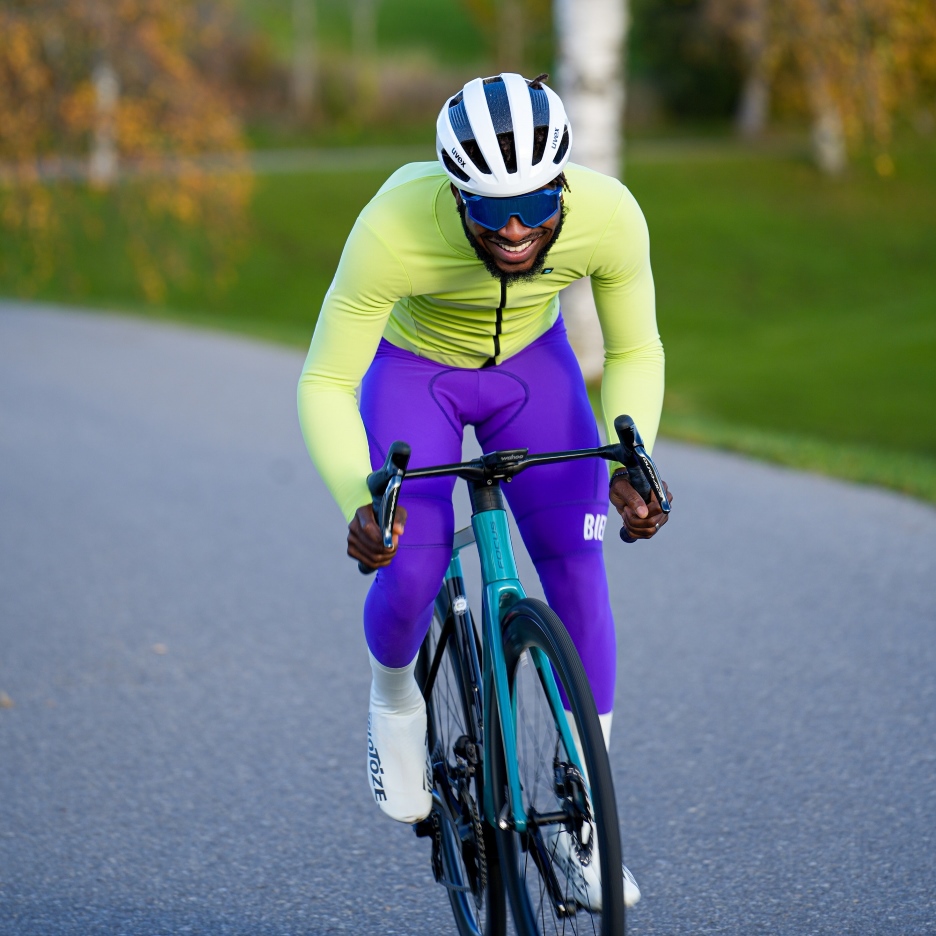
[[462, 188, 562, 231]]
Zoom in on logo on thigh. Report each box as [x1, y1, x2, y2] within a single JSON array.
[[583, 512, 607, 542]]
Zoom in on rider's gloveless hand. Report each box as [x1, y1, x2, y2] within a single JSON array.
[[347, 503, 408, 568], [609, 474, 672, 540]]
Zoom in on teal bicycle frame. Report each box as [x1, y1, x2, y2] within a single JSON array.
[[444, 496, 585, 836], [362, 416, 670, 840]]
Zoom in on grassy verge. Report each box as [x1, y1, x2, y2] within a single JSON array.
[[2, 138, 934, 504], [583, 385, 936, 503], [659, 413, 936, 504], [619, 137, 936, 502]]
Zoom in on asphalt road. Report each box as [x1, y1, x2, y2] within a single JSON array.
[[1, 302, 934, 935]]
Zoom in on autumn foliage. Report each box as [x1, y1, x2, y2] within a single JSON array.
[[0, 0, 252, 300], [707, 0, 936, 170]]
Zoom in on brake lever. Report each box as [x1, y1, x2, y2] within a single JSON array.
[[358, 442, 411, 575], [612, 415, 670, 543]]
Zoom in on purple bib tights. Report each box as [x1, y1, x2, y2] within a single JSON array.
[[360, 316, 617, 714]]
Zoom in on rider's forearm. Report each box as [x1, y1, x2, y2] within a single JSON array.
[[589, 187, 665, 456], [297, 369, 371, 523], [600, 338, 665, 455], [297, 216, 411, 522], [297, 311, 385, 523]]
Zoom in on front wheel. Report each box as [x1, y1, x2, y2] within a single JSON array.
[[490, 598, 626, 936]]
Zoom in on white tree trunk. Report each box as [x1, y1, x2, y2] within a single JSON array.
[[736, 70, 769, 139], [554, 0, 629, 381], [735, 0, 769, 139], [89, 60, 119, 188], [807, 66, 846, 175]]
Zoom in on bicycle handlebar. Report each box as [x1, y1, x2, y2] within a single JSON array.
[[357, 415, 669, 574]]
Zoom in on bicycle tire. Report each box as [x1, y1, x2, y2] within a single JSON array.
[[490, 598, 626, 936], [417, 597, 506, 936]]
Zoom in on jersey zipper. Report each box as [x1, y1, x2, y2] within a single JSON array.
[[485, 277, 507, 367]]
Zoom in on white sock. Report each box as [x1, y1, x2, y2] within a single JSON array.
[[368, 651, 424, 715], [599, 711, 613, 751], [564, 709, 614, 759], [366, 651, 431, 823]]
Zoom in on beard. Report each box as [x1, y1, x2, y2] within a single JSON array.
[[457, 203, 567, 285]]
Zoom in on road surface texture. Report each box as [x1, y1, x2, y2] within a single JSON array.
[[1, 302, 934, 935]]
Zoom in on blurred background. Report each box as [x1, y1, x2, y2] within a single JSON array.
[[1, 0, 934, 500]]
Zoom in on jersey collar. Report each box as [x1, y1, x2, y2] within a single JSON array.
[[434, 180, 477, 258]]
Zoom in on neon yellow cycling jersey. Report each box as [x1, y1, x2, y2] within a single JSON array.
[[298, 161, 664, 522]]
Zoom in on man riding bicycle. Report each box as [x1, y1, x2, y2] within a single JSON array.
[[298, 72, 670, 910]]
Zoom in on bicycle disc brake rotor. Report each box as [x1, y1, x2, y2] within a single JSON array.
[[554, 759, 595, 865]]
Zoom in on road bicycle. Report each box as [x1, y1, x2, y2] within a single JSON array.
[[361, 415, 670, 936]]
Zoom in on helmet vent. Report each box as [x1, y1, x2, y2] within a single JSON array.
[[498, 132, 518, 173], [448, 100, 475, 144], [482, 78, 514, 136], [463, 139, 492, 175], [529, 87, 550, 128], [553, 127, 570, 165], [440, 149, 470, 183], [531, 125, 548, 166]]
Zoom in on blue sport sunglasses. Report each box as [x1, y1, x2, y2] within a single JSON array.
[[460, 186, 563, 231]]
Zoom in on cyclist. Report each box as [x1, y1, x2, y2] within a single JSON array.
[[298, 73, 670, 909]]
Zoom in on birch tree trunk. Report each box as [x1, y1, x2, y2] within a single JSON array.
[[806, 64, 846, 174], [89, 60, 119, 189], [554, 0, 629, 381], [735, 0, 769, 138]]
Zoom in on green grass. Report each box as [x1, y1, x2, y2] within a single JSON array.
[[2, 138, 934, 502], [629, 144, 936, 454], [623, 139, 936, 499], [660, 413, 936, 504], [232, 0, 487, 65]]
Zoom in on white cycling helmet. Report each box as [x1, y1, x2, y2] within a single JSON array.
[[436, 73, 572, 197]]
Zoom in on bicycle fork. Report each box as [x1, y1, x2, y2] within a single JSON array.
[[467, 480, 585, 836]]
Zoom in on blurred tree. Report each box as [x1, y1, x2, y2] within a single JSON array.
[[461, 0, 553, 74], [0, 0, 252, 300], [705, 0, 936, 172], [706, 0, 769, 137], [555, 0, 629, 381]]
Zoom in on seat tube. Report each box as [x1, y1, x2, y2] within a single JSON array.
[[470, 481, 529, 832]]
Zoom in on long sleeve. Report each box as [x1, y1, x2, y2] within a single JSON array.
[[297, 217, 412, 521], [588, 186, 665, 456]]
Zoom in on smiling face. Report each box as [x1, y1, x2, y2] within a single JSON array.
[[451, 183, 565, 284]]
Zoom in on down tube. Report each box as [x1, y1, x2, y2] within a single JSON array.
[[472, 506, 530, 833]]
